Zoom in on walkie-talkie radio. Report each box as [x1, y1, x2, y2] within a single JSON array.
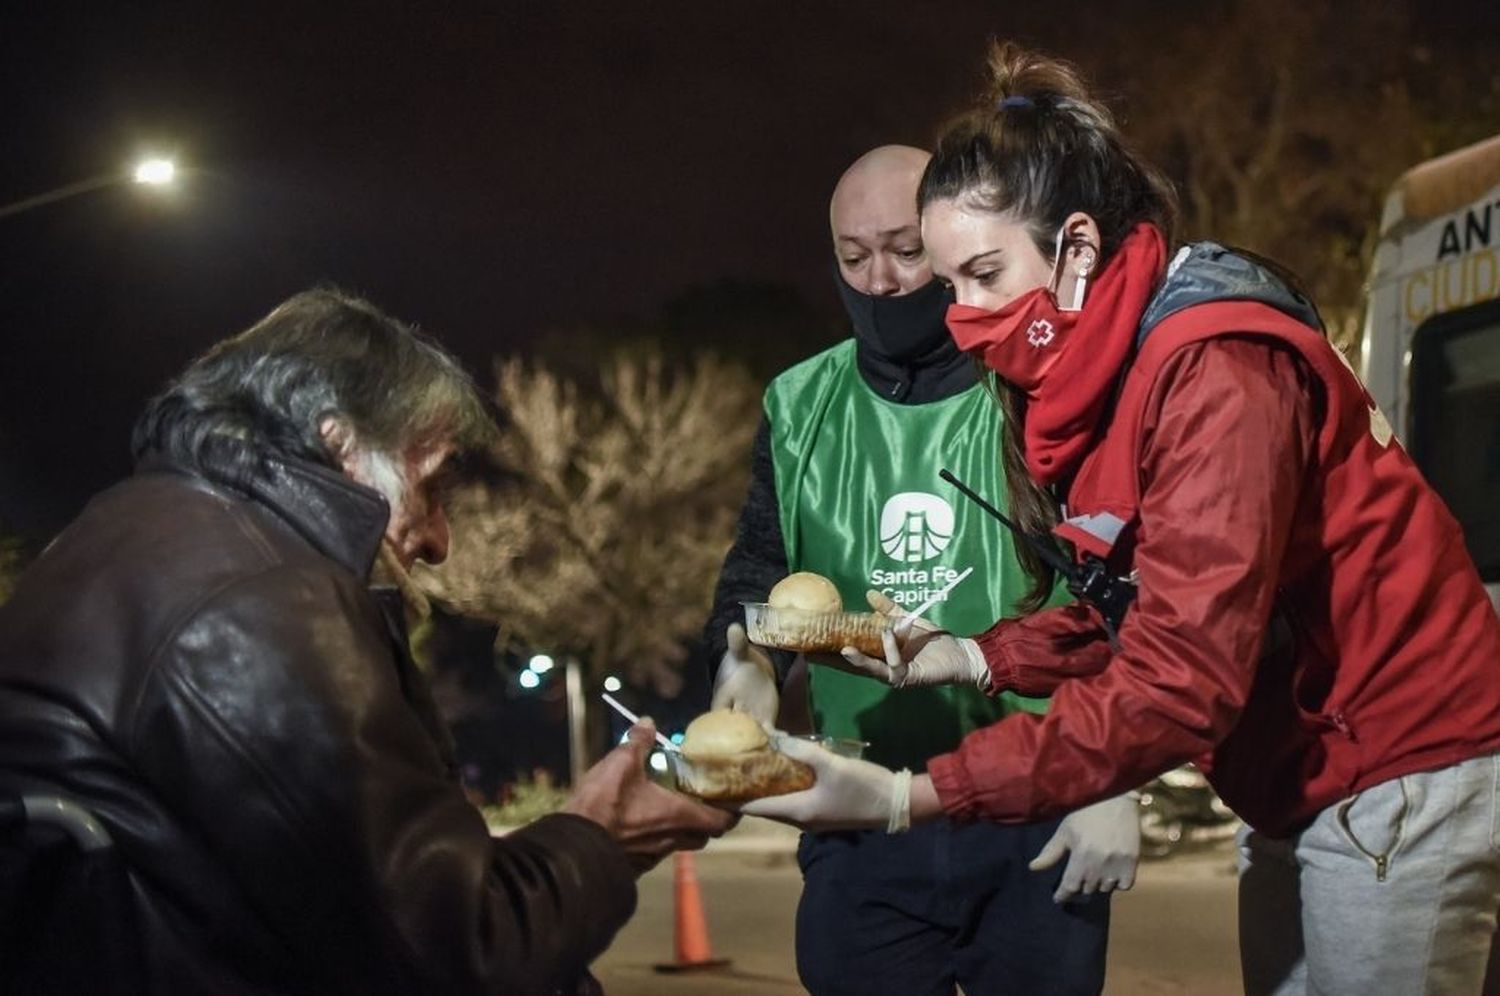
[[939, 468, 1137, 648]]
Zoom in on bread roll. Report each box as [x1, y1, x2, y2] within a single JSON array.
[[681, 708, 769, 757], [768, 572, 842, 613], [674, 708, 815, 801]]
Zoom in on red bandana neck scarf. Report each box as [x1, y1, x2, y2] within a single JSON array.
[[946, 223, 1167, 485]]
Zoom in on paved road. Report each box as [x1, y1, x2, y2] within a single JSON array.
[[594, 822, 1241, 995]]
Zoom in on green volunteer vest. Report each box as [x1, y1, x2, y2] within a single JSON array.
[[765, 339, 1050, 773]]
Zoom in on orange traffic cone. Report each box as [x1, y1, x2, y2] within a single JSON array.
[[654, 850, 731, 973]]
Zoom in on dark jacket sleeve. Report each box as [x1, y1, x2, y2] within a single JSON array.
[[928, 339, 1317, 823], [131, 564, 636, 996], [699, 416, 796, 693]]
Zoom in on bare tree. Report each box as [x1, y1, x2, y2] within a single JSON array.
[[417, 349, 760, 704], [1090, 0, 1498, 352]]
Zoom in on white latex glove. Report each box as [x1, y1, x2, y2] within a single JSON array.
[[710, 623, 780, 726], [736, 734, 908, 833], [834, 590, 989, 690], [1028, 793, 1141, 903]]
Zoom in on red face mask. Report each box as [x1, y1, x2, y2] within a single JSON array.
[[943, 223, 1168, 484], [946, 284, 1076, 398]]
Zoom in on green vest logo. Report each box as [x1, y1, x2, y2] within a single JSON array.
[[879, 492, 955, 563]]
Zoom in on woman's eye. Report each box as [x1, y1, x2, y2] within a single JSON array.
[[842, 257, 866, 268], [975, 270, 999, 287], [897, 248, 924, 261]]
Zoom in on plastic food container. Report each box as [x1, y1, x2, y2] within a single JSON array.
[[778, 733, 870, 760], [742, 602, 892, 657], [663, 746, 815, 801]]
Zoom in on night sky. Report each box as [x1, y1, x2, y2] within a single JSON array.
[[1, 1, 1494, 544]]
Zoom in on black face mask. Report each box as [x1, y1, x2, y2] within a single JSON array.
[[834, 267, 954, 363]]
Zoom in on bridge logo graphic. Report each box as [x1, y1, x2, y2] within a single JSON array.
[[878, 492, 955, 563]]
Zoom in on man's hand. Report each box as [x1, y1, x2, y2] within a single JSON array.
[[1028, 793, 1141, 903], [710, 623, 780, 725], [824, 590, 990, 690], [736, 734, 903, 832], [563, 721, 737, 873]]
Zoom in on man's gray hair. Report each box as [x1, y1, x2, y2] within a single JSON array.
[[132, 288, 495, 482]]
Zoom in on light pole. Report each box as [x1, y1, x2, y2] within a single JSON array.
[[0, 157, 180, 221], [564, 656, 588, 788]]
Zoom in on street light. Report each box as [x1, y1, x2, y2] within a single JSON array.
[[0, 156, 180, 221], [132, 158, 176, 186]]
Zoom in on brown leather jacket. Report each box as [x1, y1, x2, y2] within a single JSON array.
[[0, 447, 635, 994]]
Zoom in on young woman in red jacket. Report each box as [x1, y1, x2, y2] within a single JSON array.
[[741, 42, 1500, 993]]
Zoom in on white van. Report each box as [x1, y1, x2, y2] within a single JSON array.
[[1362, 134, 1500, 612]]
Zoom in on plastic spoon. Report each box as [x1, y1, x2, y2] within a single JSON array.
[[601, 692, 679, 752]]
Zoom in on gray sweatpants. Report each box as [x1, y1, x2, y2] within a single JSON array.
[[1238, 753, 1500, 995]]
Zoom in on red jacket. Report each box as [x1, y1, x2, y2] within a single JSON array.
[[928, 300, 1500, 837]]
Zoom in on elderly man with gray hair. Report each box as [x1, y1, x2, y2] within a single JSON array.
[[0, 288, 732, 995]]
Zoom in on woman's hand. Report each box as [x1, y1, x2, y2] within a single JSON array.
[[735, 734, 904, 832], [823, 590, 990, 690]]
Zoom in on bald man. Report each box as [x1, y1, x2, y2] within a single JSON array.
[[700, 146, 1134, 995]]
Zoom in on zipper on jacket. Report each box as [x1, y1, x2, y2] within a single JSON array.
[[1331, 712, 1358, 742], [1273, 591, 1355, 743]]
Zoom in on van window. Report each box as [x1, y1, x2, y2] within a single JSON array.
[[1409, 300, 1500, 582]]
